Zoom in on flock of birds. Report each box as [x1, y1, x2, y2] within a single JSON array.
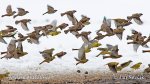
[[1, 4, 150, 74]]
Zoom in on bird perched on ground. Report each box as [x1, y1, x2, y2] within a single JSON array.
[[144, 64, 150, 73], [127, 13, 143, 25], [130, 62, 142, 70], [13, 8, 29, 18], [39, 48, 55, 65], [15, 19, 31, 31], [1, 5, 16, 17], [106, 62, 119, 73], [61, 10, 78, 25], [1, 38, 17, 59], [53, 51, 67, 58], [73, 43, 88, 65], [43, 5, 57, 15], [116, 60, 133, 71]]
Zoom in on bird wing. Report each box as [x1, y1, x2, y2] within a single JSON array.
[[133, 44, 140, 52], [47, 5, 54, 11], [21, 22, 29, 31], [0, 37, 7, 44], [78, 44, 86, 60], [133, 18, 143, 25], [116, 33, 123, 40], [17, 8, 25, 14], [6, 5, 12, 14], [17, 41, 23, 52], [42, 53, 51, 59], [51, 20, 57, 31], [67, 15, 78, 25]]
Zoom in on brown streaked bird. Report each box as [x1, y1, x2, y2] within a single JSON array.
[[76, 31, 91, 44], [79, 15, 90, 25], [73, 43, 88, 65], [106, 62, 119, 73], [113, 27, 125, 40], [61, 10, 78, 25], [15, 19, 31, 31], [57, 23, 68, 30], [17, 33, 28, 42], [27, 31, 42, 44], [1, 38, 17, 59], [13, 8, 29, 18], [112, 18, 130, 28], [39, 48, 55, 65], [53, 51, 67, 58], [43, 5, 57, 15], [1, 5, 16, 17], [97, 17, 114, 36], [144, 64, 150, 73], [127, 13, 143, 25], [0, 26, 17, 36]]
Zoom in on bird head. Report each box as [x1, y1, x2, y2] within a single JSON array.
[[129, 60, 133, 62], [72, 10, 76, 13], [26, 11, 29, 13]]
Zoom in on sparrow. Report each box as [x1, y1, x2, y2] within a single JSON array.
[[39, 48, 55, 65], [112, 18, 131, 28], [130, 62, 142, 70], [53, 51, 67, 58], [97, 17, 114, 36], [57, 23, 68, 30], [0, 26, 17, 36], [61, 10, 78, 25], [79, 15, 90, 25], [13, 8, 29, 18], [1, 5, 16, 17], [27, 31, 42, 44], [43, 5, 57, 15], [144, 64, 150, 73], [127, 13, 143, 25], [16, 33, 28, 42], [73, 43, 88, 65], [15, 19, 31, 31], [1, 38, 17, 59], [113, 27, 125, 40], [106, 62, 119, 73]]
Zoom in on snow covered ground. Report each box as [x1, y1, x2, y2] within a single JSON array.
[[0, 0, 150, 74]]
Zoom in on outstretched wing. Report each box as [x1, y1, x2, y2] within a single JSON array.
[[6, 5, 12, 14]]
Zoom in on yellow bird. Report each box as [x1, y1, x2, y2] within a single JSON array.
[[130, 62, 142, 70]]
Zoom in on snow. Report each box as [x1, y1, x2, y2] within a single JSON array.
[[0, 0, 150, 73]]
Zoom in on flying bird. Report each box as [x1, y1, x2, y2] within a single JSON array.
[[15, 19, 31, 31], [1, 5, 16, 17], [13, 8, 29, 18], [43, 5, 57, 15]]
